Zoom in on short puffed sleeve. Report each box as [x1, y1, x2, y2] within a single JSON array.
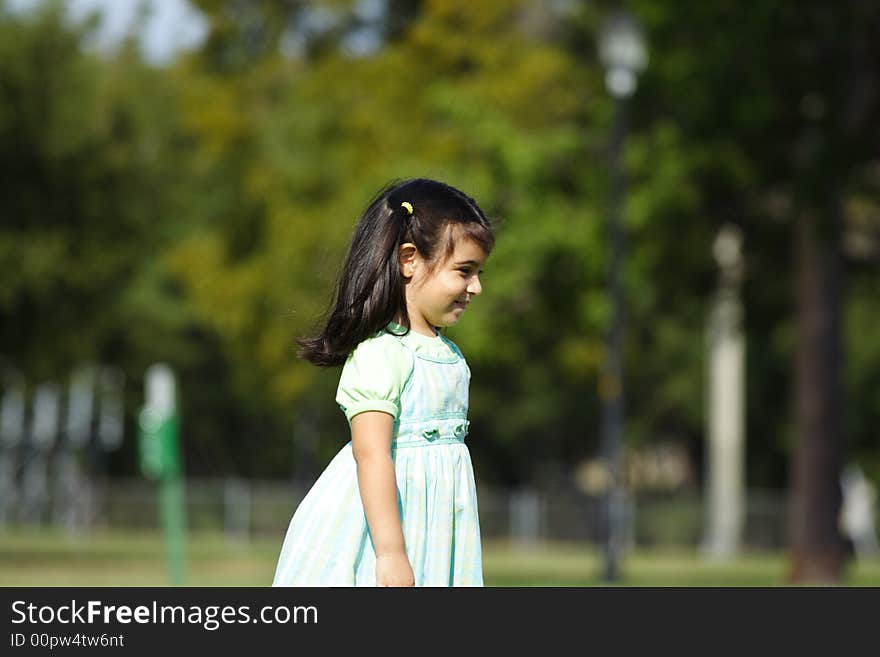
[[335, 334, 414, 424]]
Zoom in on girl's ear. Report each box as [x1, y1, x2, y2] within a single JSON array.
[[399, 243, 418, 279]]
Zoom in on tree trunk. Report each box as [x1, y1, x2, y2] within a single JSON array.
[[787, 209, 847, 583]]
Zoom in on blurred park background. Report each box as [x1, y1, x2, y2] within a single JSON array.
[[1, 0, 879, 586]]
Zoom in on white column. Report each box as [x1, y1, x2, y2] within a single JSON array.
[[703, 225, 746, 559]]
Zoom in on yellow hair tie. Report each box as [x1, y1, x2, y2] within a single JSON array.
[[401, 201, 413, 215]]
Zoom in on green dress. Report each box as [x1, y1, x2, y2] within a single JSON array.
[[272, 323, 483, 586]]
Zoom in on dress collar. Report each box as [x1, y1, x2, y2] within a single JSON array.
[[385, 322, 461, 363]]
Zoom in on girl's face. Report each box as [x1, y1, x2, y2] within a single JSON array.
[[401, 236, 488, 336]]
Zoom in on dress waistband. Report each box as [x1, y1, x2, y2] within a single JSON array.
[[393, 417, 470, 449], [345, 418, 470, 450]]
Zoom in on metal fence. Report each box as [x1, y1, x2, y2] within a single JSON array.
[[0, 475, 794, 550]]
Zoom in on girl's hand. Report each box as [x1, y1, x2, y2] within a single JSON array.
[[376, 551, 415, 587]]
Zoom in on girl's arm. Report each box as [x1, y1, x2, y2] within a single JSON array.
[[350, 411, 414, 587]]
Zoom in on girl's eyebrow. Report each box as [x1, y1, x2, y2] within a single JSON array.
[[454, 260, 482, 266]]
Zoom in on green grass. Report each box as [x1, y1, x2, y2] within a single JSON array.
[[1, 530, 878, 586]]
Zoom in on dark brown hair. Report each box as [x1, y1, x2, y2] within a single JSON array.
[[298, 178, 495, 366]]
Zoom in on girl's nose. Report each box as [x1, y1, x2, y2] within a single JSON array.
[[467, 275, 482, 296]]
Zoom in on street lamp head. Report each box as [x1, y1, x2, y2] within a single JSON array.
[[599, 10, 648, 99]]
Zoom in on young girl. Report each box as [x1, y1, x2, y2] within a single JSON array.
[[273, 178, 494, 587]]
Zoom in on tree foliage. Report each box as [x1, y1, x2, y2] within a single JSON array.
[[2, 0, 879, 509]]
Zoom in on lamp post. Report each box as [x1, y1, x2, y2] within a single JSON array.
[[597, 10, 647, 583]]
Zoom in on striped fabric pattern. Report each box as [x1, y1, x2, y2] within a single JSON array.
[[272, 325, 483, 587]]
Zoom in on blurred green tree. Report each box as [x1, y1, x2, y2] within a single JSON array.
[[2, 2, 879, 582], [624, 0, 880, 582]]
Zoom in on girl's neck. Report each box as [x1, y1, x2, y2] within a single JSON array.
[[394, 314, 439, 338]]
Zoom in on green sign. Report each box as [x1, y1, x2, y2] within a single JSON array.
[[137, 408, 180, 479]]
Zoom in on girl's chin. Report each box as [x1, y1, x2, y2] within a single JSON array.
[[433, 313, 462, 328]]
